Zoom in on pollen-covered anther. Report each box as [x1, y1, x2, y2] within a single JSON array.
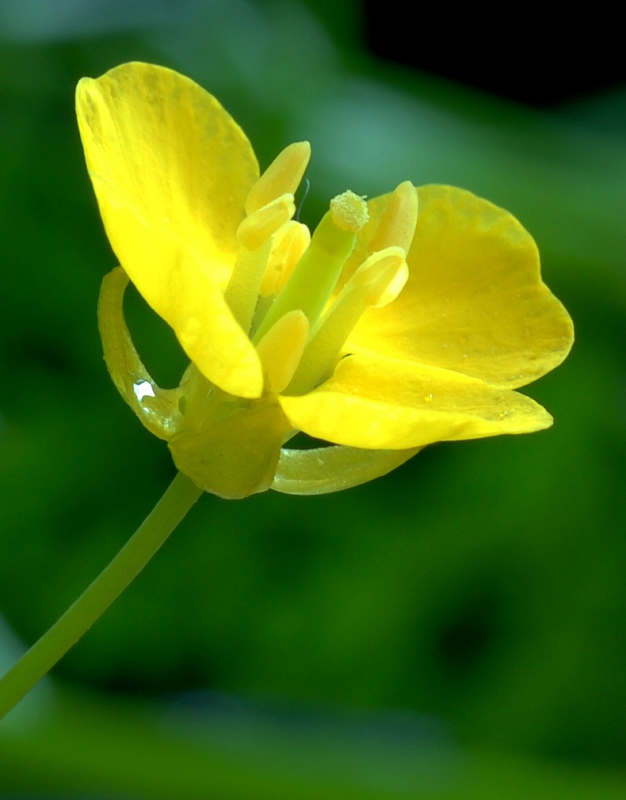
[[237, 194, 295, 251], [330, 190, 369, 233], [261, 221, 311, 297], [245, 141, 311, 215], [256, 309, 310, 394]]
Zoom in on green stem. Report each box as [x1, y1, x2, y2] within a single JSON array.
[[0, 471, 203, 720]]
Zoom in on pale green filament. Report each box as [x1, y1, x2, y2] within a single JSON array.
[[224, 238, 273, 332]]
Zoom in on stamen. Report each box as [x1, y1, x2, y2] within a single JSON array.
[[286, 248, 407, 395], [368, 181, 418, 254], [245, 142, 311, 215], [256, 310, 310, 394], [260, 221, 311, 298], [237, 194, 295, 251], [351, 247, 409, 307], [224, 238, 273, 331]]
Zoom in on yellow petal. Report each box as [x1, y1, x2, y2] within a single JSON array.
[[76, 62, 263, 397], [279, 353, 553, 450], [346, 185, 574, 390]]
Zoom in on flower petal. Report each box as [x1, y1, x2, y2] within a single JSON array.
[[279, 353, 553, 450], [346, 185, 574, 390], [76, 62, 263, 397]]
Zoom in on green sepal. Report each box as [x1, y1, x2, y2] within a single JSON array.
[[169, 397, 291, 499], [272, 445, 422, 495], [98, 267, 185, 441]]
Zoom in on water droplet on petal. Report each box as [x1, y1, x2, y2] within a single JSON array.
[[133, 380, 156, 401]]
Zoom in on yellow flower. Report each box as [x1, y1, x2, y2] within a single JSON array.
[[76, 62, 573, 499]]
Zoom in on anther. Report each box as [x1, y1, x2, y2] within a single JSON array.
[[256, 310, 310, 394], [352, 247, 409, 307], [368, 181, 418, 255], [245, 142, 312, 215], [260, 221, 311, 298], [237, 194, 295, 251]]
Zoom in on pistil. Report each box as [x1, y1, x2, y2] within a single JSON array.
[[287, 247, 408, 394], [253, 190, 369, 342]]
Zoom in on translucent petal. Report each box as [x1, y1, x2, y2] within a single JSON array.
[[98, 267, 182, 440], [346, 185, 574, 390], [279, 353, 554, 450], [272, 445, 421, 495], [76, 62, 263, 397]]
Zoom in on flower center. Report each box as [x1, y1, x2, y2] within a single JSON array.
[[224, 142, 419, 397], [253, 189, 369, 342]]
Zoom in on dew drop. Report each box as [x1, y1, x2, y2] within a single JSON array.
[[133, 380, 156, 401]]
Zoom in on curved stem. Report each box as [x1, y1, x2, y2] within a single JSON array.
[[0, 471, 203, 720]]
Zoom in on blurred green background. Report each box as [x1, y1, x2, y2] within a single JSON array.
[[1, 1, 626, 797]]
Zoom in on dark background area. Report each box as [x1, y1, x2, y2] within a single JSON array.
[[363, 3, 624, 107]]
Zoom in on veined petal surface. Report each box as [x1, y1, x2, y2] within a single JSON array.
[[280, 353, 553, 450], [346, 185, 574, 390], [76, 62, 263, 397]]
